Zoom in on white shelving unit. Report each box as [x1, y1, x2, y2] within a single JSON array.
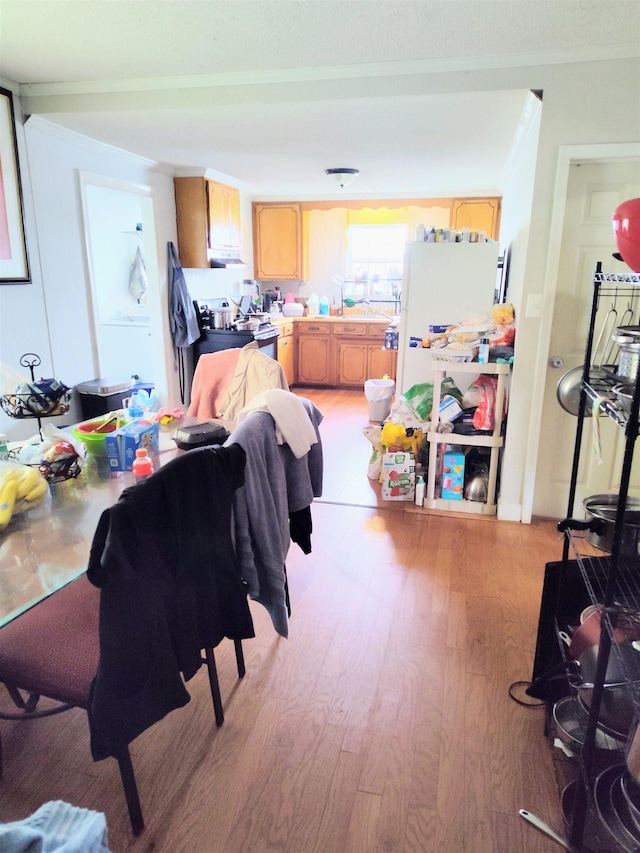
[[424, 360, 510, 515]]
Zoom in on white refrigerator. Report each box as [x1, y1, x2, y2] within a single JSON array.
[[395, 241, 500, 395]]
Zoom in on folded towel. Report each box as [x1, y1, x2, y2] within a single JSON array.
[[238, 390, 318, 459]]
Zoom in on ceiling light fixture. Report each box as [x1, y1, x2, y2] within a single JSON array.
[[325, 168, 359, 188]]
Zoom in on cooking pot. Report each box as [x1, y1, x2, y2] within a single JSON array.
[[561, 608, 640, 740], [568, 642, 640, 740], [583, 494, 640, 556], [613, 383, 636, 415], [613, 325, 640, 381], [235, 318, 261, 332], [212, 309, 233, 329]]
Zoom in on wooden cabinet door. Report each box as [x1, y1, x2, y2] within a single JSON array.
[[174, 177, 209, 268], [253, 203, 302, 280], [296, 335, 332, 385], [451, 198, 501, 240], [226, 186, 241, 250], [337, 341, 367, 386], [208, 181, 241, 252], [277, 333, 295, 386], [369, 345, 397, 381]]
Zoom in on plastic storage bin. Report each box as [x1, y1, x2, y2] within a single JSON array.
[[75, 378, 134, 420], [365, 378, 395, 422]]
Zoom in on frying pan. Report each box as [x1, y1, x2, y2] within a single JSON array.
[[556, 297, 631, 416], [556, 365, 610, 416]]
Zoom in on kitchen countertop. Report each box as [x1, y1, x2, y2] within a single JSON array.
[[271, 314, 394, 325]]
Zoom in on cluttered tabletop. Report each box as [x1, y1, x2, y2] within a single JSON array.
[[0, 414, 230, 628]]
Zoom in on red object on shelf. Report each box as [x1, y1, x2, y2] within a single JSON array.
[[612, 197, 640, 272]]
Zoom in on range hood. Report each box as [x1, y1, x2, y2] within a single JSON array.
[[210, 252, 248, 268]]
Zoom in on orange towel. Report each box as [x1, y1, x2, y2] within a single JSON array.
[[187, 349, 242, 418]]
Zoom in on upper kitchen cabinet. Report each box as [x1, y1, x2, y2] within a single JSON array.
[[174, 177, 241, 268], [450, 198, 501, 240], [253, 202, 302, 280], [208, 181, 241, 253]]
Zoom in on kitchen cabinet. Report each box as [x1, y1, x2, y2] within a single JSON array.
[[424, 360, 510, 515], [252, 202, 302, 280], [334, 322, 396, 387], [294, 319, 397, 388], [296, 322, 333, 385], [276, 320, 295, 386], [450, 197, 501, 240], [174, 177, 241, 268], [523, 264, 640, 852], [207, 180, 241, 253]]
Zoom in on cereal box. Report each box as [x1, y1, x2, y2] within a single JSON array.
[[441, 450, 465, 500], [105, 420, 159, 472]]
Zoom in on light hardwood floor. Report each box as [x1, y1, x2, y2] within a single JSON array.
[[0, 389, 564, 852]]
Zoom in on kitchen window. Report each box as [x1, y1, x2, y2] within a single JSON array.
[[347, 224, 406, 294]]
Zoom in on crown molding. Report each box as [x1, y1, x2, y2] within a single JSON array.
[[19, 45, 640, 99], [24, 115, 167, 170]]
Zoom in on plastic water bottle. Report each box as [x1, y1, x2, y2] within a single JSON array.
[[128, 392, 144, 419], [319, 295, 329, 316], [307, 292, 320, 316], [132, 447, 154, 483]]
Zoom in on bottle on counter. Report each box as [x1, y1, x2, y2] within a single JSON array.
[[307, 292, 320, 316], [319, 294, 329, 316], [128, 392, 144, 419], [132, 447, 154, 483], [478, 337, 490, 364]]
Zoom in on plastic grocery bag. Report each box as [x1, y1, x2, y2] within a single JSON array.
[[362, 425, 383, 479], [402, 383, 433, 422], [402, 377, 462, 423], [129, 246, 148, 304], [472, 375, 499, 431]]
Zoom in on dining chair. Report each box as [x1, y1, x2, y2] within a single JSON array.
[[0, 573, 245, 836]]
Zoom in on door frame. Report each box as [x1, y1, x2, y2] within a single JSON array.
[[521, 142, 640, 523], [78, 170, 168, 404]]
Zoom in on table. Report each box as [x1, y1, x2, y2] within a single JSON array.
[[0, 418, 229, 627]]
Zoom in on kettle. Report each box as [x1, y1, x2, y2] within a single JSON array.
[[465, 475, 488, 502]]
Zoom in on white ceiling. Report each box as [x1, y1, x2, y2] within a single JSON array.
[[1, 1, 638, 198]]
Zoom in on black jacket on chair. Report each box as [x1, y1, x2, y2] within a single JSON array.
[[87, 444, 254, 761]]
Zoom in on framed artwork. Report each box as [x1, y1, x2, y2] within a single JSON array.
[[0, 87, 30, 282]]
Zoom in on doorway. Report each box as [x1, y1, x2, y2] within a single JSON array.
[[78, 171, 167, 402], [525, 147, 640, 521]]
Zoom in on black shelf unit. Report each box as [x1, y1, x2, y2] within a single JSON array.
[[524, 263, 640, 851]]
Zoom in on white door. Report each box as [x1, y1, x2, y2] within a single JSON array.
[[533, 161, 640, 519]]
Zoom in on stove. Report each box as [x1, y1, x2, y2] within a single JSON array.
[[192, 298, 280, 366]]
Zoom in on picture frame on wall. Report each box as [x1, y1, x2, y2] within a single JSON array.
[[0, 87, 30, 283]]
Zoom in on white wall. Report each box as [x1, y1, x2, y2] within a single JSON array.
[[492, 93, 542, 520], [0, 105, 179, 440]]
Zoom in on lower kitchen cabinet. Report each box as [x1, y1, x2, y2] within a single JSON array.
[[336, 341, 367, 386], [294, 319, 397, 387], [296, 330, 333, 385], [369, 344, 396, 381], [276, 321, 295, 386]]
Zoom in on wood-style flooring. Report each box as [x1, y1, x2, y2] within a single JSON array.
[[0, 388, 565, 851]]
